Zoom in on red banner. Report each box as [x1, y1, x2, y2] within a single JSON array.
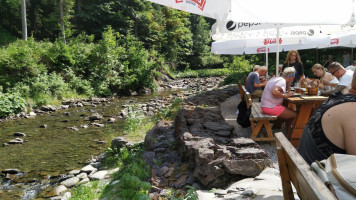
[[176, 0, 206, 11]]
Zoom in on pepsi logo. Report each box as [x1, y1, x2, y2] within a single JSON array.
[[226, 21, 237, 31]]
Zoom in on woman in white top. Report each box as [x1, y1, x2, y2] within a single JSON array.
[[306, 63, 339, 95]]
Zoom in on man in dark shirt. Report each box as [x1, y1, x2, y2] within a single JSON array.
[[246, 66, 267, 98]]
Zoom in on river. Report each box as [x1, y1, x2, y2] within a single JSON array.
[[0, 89, 179, 199]]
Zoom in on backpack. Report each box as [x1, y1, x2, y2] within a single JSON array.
[[236, 99, 251, 128], [311, 154, 356, 199]]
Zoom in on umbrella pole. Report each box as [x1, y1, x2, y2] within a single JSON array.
[[266, 49, 268, 72], [276, 28, 280, 77]]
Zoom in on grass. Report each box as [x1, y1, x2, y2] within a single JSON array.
[[69, 97, 198, 200], [175, 68, 231, 78]]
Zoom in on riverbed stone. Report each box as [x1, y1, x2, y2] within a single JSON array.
[[89, 113, 103, 121], [111, 137, 128, 150], [61, 177, 79, 188], [46, 185, 67, 197], [8, 138, 23, 144], [69, 169, 80, 176], [14, 132, 26, 137], [76, 172, 88, 179], [2, 169, 20, 174], [89, 170, 108, 180], [78, 177, 90, 185], [80, 164, 97, 174]]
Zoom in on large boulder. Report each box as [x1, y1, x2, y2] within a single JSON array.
[[174, 105, 272, 188]]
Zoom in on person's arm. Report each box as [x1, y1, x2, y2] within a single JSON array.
[[322, 80, 338, 88], [272, 86, 293, 98], [253, 81, 266, 88]]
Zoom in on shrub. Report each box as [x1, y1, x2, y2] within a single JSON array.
[[0, 93, 26, 117]]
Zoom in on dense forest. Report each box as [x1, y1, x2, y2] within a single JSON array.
[[0, 0, 348, 117]]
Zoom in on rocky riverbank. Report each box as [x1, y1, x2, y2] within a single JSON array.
[[0, 76, 228, 199]]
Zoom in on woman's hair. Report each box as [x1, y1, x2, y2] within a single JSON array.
[[282, 67, 296, 77], [284, 50, 302, 66], [312, 63, 327, 73]]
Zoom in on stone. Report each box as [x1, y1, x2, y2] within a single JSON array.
[[88, 170, 108, 180], [89, 113, 103, 121], [108, 118, 116, 123], [78, 177, 90, 185], [203, 122, 234, 132], [46, 185, 67, 197], [8, 138, 23, 144], [40, 124, 48, 128], [111, 137, 128, 150], [242, 190, 254, 197], [61, 177, 79, 188], [14, 132, 26, 137], [76, 173, 88, 179], [223, 159, 272, 177], [69, 170, 80, 176], [80, 164, 97, 174]]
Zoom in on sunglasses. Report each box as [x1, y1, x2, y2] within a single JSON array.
[[330, 68, 339, 75]]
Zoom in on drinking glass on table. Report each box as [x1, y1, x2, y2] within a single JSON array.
[[295, 82, 301, 93]]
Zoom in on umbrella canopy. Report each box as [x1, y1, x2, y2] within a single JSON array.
[[146, 0, 356, 24]]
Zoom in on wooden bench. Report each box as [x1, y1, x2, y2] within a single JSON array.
[[243, 89, 277, 142], [275, 132, 336, 200]]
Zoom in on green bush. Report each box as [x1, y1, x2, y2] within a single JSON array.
[[0, 93, 26, 117], [221, 56, 252, 85], [0, 38, 48, 91]]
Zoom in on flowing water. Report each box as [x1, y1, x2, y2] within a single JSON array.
[[0, 90, 179, 199]]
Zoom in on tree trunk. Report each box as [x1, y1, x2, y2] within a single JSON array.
[[60, 0, 66, 44], [21, 0, 27, 40]]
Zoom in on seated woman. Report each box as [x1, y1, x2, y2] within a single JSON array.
[[298, 70, 356, 165], [305, 63, 338, 95], [261, 67, 297, 139]]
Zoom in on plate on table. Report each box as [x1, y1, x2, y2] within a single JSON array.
[[292, 93, 301, 97]]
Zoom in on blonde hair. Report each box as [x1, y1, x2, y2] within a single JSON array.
[[259, 66, 267, 72], [253, 65, 260, 71], [312, 63, 327, 73], [284, 50, 302, 66], [282, 67, 296, 77]]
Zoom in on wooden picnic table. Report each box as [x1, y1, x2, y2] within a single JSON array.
[[286, 95, 329, 147]]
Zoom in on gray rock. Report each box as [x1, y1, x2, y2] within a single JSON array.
[[111, 137, 128, 150], [14, 132, 26, 137], [88, 170, 108, 180], [2, 169, 20, 174], [69, 170, 80, 176], [80, 164, 97, 174], [29, 112, 36, 116], [9, 138, 23, 144], [3, 143, 9, 146], [76, 173, 88, 179], [89, 113, 103, 121], [242, 190, 254, 197], [78, 177, 90, 185], [108, 118, 116, 123], [61, 177, 79, 188], [90, 162, 101, 168], [46, 185, 67, 197]]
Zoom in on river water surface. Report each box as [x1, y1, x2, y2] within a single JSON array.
[[0, 90, 178, 199]]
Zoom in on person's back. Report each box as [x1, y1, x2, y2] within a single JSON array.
[[246, 66, 267, 98], [246, 71, 259, 93]]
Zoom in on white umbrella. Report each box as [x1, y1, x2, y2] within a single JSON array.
[[146, 0, 356, 24]]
